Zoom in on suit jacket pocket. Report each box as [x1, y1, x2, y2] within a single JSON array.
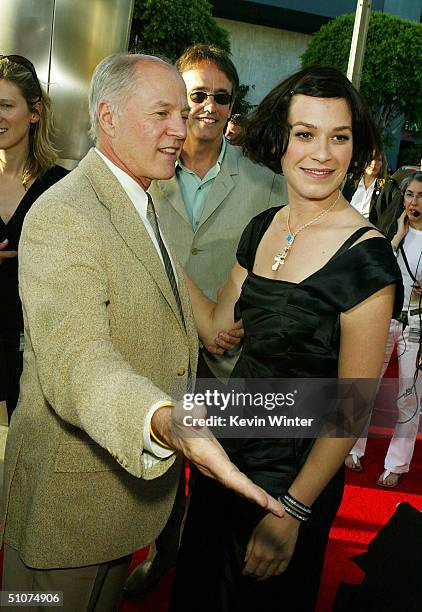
[[54, 442, 123, 473]]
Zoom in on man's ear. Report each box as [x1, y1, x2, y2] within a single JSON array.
[[98, 100, 116, 137]]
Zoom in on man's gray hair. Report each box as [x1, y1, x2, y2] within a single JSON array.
[[88, 53, 171, 142]]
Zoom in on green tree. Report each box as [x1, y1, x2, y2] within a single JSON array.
[[131, 0, 230, 61], [130, 0, 253, 114], [232, 84, 255, 116], [301, 12, 422, 142]]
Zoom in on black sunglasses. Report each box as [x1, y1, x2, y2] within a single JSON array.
[[0, 54, 43, 98], [189, 90, 232, 105]]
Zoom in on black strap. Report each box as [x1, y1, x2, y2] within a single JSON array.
[[399, 243, 417, 283], [334, 226, 375, 258]]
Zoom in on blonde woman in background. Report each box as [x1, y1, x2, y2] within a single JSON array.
[[0, 55, 68, 421]]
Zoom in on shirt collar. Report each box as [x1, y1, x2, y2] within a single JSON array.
[[358, 176, 376, 192], [176, 137, 227, 174], [95, 148, 149, 219]]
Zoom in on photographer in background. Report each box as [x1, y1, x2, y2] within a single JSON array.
[[346, 171, 422, 487]]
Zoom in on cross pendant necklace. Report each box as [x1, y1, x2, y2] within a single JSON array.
[[272, 190, 341, 272], [272, 233, 295, 270]]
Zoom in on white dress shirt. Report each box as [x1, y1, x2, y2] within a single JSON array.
[[350, 176, 376, 218], [95, 149, 175, 462]]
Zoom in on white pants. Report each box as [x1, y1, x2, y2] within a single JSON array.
[[352, 319, 421, 473]]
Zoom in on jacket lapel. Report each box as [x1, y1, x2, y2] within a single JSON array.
[[79, 150, 186, 331], [153, 144, 241, 231], [196, 143, 239, 229], [154, 176, 190, 225]]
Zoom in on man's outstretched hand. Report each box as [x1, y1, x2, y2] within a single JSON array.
[[151, 403, 284, 518]]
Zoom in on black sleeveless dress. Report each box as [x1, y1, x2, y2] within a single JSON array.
[[170, 207, 403, 612], [0, 165, 68, 418]]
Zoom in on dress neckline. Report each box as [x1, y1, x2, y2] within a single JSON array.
[[0, 176, 40, 228], [250, 207, 384, 286]]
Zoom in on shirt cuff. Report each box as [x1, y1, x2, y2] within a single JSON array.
[[143, 400, 175, 459]]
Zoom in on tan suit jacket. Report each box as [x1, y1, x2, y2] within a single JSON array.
[[150, 143, 287, 376], [1, 149, 198, 569]]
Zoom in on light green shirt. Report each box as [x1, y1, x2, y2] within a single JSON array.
[[176, 139, 227, 231]]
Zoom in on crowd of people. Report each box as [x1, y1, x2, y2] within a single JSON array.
[[0, 43, 419, 612]]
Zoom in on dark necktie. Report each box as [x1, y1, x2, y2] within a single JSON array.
[[146, 194, 192, 391], [146, 194, 185, 326]]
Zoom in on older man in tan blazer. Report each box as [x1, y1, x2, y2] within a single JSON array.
[[0, 54, 281, 611], [127, 45, 286, 599]]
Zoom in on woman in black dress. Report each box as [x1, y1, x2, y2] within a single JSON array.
[[174, 65, 403, 612], [0, 55, 68, 420]]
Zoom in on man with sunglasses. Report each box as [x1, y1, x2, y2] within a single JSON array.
[[127, 44, 286, 599], [152, 44, 286, 381]]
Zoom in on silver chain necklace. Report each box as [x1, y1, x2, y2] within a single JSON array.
[[272, 190, 342, 271]]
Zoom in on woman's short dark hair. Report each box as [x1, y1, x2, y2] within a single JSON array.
[[243, 64, 381, 181]]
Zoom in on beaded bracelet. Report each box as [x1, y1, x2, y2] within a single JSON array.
[[280, 502, 309, 522], [283, 492, 312, 515], [278, 492, 312, 522]]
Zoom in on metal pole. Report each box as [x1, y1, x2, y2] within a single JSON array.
[[347, 0, 372, 89]]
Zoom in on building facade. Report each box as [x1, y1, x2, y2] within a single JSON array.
[[213, 0, 422, 167]]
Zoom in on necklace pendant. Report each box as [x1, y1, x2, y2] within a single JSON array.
[[272, 247, 289, 270], [272, 190, 341, 274]]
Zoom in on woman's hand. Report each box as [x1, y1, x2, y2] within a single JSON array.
[[392, 209, 409, 247], [243, 512, 300, 581], [0, 239, 18, 264], [184, 265, 247, 349], [207, 319, 244, 354], [410, 279, 422, 296]]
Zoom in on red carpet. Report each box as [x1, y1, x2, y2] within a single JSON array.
[[0, 439, 420, 611], [118, 439, 422, 612], [122, 354, 422, 611], [315, 437, 422, 612], [1, 357, 421, 611]]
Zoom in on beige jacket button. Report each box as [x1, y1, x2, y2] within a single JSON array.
[[191, 247, 199, 255], [176, 366, 186, 376]]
